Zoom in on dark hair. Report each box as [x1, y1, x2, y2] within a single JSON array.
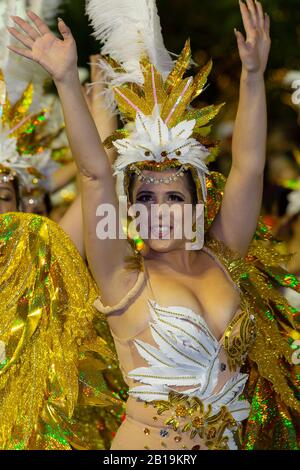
[[44, 192, 52, 215], [128, 169, 198, 205], [277, 212, 300, 241], [12, 177, 20, 210]]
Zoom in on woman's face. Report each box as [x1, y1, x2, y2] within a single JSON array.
[[0, 182, 18, 214], [130, 169, 198, 253]]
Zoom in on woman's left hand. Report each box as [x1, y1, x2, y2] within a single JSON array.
[[235, 0, 271, 74]]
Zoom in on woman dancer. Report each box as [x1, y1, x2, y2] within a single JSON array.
[[7, 0, 300, 451]]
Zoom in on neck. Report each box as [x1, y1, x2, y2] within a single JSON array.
[[145, 246, 200, 273]]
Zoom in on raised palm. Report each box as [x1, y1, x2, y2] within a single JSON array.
[[235, 0, 271, 74], [8, 11, 77, 82]]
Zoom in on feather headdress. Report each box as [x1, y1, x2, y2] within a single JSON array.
[[0, 0, 67, 202], [86, 0, 223, 202], [0, 72, 60, 197]]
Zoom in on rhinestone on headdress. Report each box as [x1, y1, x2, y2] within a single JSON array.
[[132, 164, 188, 185]]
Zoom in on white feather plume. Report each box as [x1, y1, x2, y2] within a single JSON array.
[[0, 0, 65, 103], [86, 0, 174, 109], [0, 0, 63, 70], [86, 0, 173, 79], [28, 0, 63, 25], [0, 0, 16, 71]]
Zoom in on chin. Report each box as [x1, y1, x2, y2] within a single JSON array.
[[147, 238, 184, 252]]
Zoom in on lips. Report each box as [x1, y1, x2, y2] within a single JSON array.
[[151, 225, 173, 239]]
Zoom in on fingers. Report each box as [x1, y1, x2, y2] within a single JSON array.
[[10, 15, 40, 41], [239, 0, 271, 43], [239, 1, 256, 40], [26, 10, 51, 35], [240, 1, 269, 33], [90, 54, 100, 62], [255, 0, 265, 29], [7, 45, 33, 61], [234, 28, 246, 47], [7, 26, 34, 50], [264, 13, 270, 36], [57, 18, 73, 41], [245, 0, 258, 29]]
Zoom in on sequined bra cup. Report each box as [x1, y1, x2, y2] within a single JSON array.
[[93, 246, 257, 450]]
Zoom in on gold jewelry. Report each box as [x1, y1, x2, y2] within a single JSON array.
[[132, 164, 188, 185]]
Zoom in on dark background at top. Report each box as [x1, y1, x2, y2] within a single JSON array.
[[60, 0, 300, 134], [55, 0, 300, 215]]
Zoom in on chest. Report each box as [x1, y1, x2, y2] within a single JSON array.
[[108, 255, 240, 342]]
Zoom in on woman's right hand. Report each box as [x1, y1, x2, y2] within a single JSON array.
[[8, 11, 78, 83]]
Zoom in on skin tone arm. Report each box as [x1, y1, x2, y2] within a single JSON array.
[[8, 12, 136, 304], [59, 57, 118, 257], [209, 0, 271, 257], [86, 54, 118, 166], [59, 193, 85, 256], [51, 161, 77, 193]]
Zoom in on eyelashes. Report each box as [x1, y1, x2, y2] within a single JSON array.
[[168, 194, 184, 202], [136, 194, 153, 202], [136, 194, 185, 203]]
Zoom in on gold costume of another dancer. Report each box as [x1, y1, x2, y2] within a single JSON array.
[[0, 212, 126, 449]]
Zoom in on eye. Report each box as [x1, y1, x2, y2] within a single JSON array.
[[168, 194, 185, 202], [136, 193, 154, 203]]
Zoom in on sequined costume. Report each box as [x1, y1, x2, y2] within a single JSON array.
[[0, 71, 69, 213], [94, 243, 255, 450], [84, 0, 300, 450], [92, 172, 300, 449], [0, 212, 126, 450], [1, 0, 297, 452], [1, 189, 299, 450]]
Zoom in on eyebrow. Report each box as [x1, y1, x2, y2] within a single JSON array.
[[136, 190, 185, 196], [166, 191, 185, 196]]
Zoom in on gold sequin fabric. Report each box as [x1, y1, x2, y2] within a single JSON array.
[[152, 392, 241, 450], [123, 168, 300, 449], [0, 213, 126, 450], [146, 228, 300, 450], [204, 229, 300, 450]]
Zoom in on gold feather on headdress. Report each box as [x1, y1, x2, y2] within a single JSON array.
[[0, 71, 67, 192]]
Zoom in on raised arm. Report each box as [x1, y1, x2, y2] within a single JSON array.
[[209, 0, 271, 256], [87, 55, 118, 165], [59, 57, 118, 259], [8, 12, 135, 302], [59, 194, 86, 257]]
